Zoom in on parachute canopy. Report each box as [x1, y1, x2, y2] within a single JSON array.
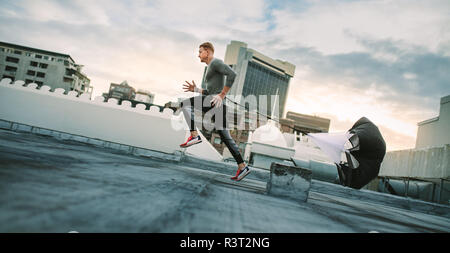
[[308, 117, 386, 189]]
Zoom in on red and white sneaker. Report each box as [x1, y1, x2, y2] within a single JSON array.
[[231, 166, 251, 181], [180, 135, 202, 148]]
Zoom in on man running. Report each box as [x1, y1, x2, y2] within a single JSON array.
[[179, 42, 251, 181]]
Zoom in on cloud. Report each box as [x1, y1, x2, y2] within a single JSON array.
[[277, 33, 449, 150], [0, 10, 206, 103], [0, 0, 271, 103], [1, 0, 111, 25], [270, 0, 450, 55]]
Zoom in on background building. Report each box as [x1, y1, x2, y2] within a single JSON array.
[[204, 41, 295, 119], [103, 80, 163, 111], [104, 80, 136, 100], [0, 41, 92, 97], [281, 111, 331, 134], [135, 89, 155, 104], [416, 95, 450, 149], [198, 40, 296, 159]]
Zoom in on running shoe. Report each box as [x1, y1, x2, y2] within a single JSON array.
[[231, 166, 251, 181], [180, 135, 202, 148]]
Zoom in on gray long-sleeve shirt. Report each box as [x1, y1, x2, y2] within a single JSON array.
[[203, 58, 236, 95]]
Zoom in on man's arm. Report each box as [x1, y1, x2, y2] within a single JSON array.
[[184, 80, 208, 95], [219, 86, 231, 98], [211, 85, 230, 107]]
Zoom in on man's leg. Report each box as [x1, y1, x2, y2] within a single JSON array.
[[179, 95, 204, 147], [210, 101, 250, 180], [181, 95, 208, 134], [207, 99, 242, 164], [217, 130, 244, 165], [217, 130, 250, 180]]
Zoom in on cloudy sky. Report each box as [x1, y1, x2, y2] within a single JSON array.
[[1, 0, 449, 151]]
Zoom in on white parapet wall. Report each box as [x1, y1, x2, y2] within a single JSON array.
[[0, 78, 223, 161], [379, 145, 450, 179]]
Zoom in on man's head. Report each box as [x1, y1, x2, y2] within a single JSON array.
[[198, 42, 214, 63]]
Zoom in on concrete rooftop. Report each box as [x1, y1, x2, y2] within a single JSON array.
[[1, 128, 449, 233]]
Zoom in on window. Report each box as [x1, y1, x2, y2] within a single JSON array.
[[63, 77, 73, 83], [0, 48, 4, 52], [27, 70, 36, 76], [13, 50, 22, 55], [6, 56, 19, 63], [30, 61, 38, 67], [57, 59, 63, 62], [64, 60, 69, 66], [25, 79, 34, 84], [35, 54, 42, 59], [35, 81, 43, 86], [39, 63, 48, 69], [25, 52, 32, 57], [5, 66, 17, 72], [36, 72, 45, 78], [65, 68, 74, 76], [2, 75, 15, 81], [43, 56, 49, 60], [214, 137, 222, 145]]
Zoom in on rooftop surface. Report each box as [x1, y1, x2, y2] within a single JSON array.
[[1, 128, 449, 233]]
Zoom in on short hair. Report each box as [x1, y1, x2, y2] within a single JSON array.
[[199, 42, 214, 53]]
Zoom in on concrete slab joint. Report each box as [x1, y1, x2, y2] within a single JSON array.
[[266, 162, 312, 202]]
